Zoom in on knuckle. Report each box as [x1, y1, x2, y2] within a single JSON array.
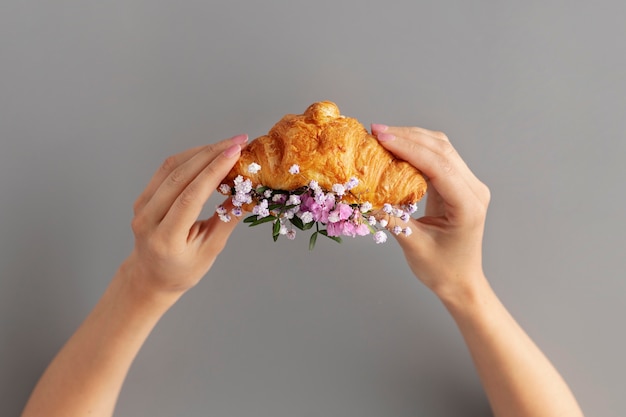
[[160, 155, 178, 174], [436, 139, 455, 156], [202, 162, 220, 182], [437, 154, 455, 176], [433, 130, 449, 141], [176, 183, 200, 209], [131, 214, 148, 235], [167, 166, 188, 186], [203, 143, 217, 156], [132, 198, 143, 215]]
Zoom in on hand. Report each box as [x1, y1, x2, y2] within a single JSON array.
[[371, 125, 491, 300], [122, 134, 248, 296]]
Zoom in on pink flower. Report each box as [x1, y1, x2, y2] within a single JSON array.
[[355, 223, 370, 236], [305, 193, 335, 223], [326, 221, 344, 237], [341, 221, 356, 237], [336, 203, 353, 220]]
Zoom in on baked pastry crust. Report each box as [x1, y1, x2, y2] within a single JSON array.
[[223, 101, 427, 208]]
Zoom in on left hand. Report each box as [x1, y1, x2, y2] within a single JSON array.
[[122, 134, 247, 296]]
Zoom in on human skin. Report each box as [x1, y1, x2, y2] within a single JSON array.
[[21, 126, 584, 417], [372, 124, 585, 417], [21, 133, 248, 417]]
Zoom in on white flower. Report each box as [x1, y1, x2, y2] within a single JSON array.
[[407, 203, 418, 214], [379, 218, 388, 228], [247, 162, 261, 174], [286, 229, 297, 240], [403, 227, 413, 236], [234, 178, 252, 195], [279, 224, 288, 235], [332, 183, 346, 196], [287, 194, 301, 205], [252, 199, 270, 218], [232, 193, 251, 207], [289, 164, 300, 174], [392, 208, 404, 218], [373, 230, 387, 244], [264, 189, 273, 198], [400, 213, 410, 222], [219, 184, 231, 194], [309, 180, 321, 192], [360, 202, 373, 213], [231, 207, 243, 217], [368, 215, 377, 226], [345, 177, 359, 191], [327, 211, 341, 223], [218, 213, 231, 223], [298, 211, 314, 224], [382, 203, 393, 214], [392, 225, 403, 235], [215, 205, 228, 215]]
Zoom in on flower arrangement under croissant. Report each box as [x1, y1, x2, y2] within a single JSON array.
[[216, 101, 427, 249]]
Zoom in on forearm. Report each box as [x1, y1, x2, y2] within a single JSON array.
[[21, 261, 182, 417], [439, 275, 584, 417]]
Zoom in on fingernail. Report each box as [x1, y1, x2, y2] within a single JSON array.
[[231, 134, 248, 145], [370, 123, 389, 133], [223, 144, 241, 158], [377, 132, 395, 142]]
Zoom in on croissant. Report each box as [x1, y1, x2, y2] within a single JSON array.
[[222, 101, 427, 209]]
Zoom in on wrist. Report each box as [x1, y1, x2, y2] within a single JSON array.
[[433, 271, 494, 314], [114, 256, 185, 311]]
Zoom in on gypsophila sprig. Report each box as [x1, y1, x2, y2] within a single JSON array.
[[217, 163, 418, 249]]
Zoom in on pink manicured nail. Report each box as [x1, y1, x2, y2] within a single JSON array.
[[223, 144, 241, 158], [370, 123, 389, 133], [377, 132, 395, 142], [231, 134, 248, 145]]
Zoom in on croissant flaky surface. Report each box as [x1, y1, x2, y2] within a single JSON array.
[[223, 101, 427, 209]]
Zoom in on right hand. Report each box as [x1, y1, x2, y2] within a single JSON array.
[[371, 124, 491, 300]]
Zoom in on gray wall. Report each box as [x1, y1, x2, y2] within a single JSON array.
[[1, 1, 624, 416]]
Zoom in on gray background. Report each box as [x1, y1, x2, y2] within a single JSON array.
[[1, 1, 624, 416]]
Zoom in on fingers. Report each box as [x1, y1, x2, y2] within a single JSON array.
[[371, 124, 490, 225], [133, 145, 207, 215], [159, 143, 242, 237], [134, 134, 248, 216], [139, 134, 247, 227], [189, 198, 241, 255], [371, 124, 476, 209]]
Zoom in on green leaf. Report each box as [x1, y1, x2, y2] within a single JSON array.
[[319, 229, 342, 244], [243, 215, 258, 224], [327, 235, 342, 244], [289, 216, 305, 230], [249, 215, 277, 226], [272, 219, 281, 239], [309, 231, 318, 250]]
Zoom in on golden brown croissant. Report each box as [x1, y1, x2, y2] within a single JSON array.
[[222, 101, 426, 209]]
